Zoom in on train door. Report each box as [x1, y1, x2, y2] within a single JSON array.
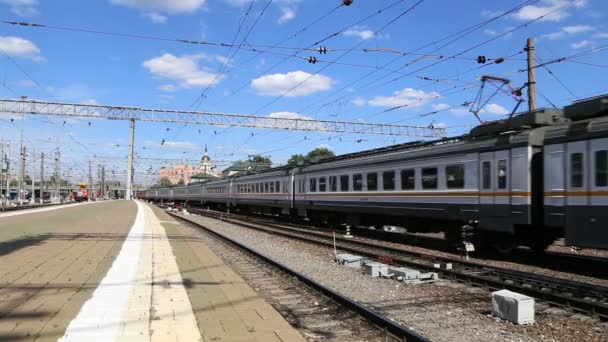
[[564, 141, 591, 246], [588, 139, 608, 247], [479, 152, 494, 208]]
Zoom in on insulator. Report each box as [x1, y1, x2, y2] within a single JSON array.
[[343, 0, 354, 6], [477, 55, 487, 64], [317, 46, 328, 54], [494, 57, 505, 64], [513, 88, 523, 97], [307, 56, 317, 64]]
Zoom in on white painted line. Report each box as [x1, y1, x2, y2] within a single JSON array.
[[59, 200, 150, 341], [59, 200, 201, 341], [0, 200, 113, 218]]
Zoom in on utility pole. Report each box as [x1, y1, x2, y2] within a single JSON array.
[[526, 37, 537, 111], [31, 148, 35, 204], [126, 119, 135, 200], [88, 160, 93, 201], [40, 152, 44, 201], [100, 165, 105, 199], [18, 146, 25, 204], [53, 150, 60, 202], [5, 142, 10, 203]]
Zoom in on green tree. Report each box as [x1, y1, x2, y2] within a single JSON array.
[[156, 177, 172, 187], [306, 147, 335, 162], [250, 155, 272, 171], [287, 154, 307, 166]]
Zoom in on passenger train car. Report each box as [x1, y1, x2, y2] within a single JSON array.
[[138, 95, 608, 251]]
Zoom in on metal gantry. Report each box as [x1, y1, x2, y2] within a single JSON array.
[[0, 99, 446, 137], [0, 98, 447, 199]]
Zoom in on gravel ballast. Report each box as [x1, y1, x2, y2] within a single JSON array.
[[178, 213, 607, 342]]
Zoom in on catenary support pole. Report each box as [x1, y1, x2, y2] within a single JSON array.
[[526, 37, 537, 111], [126, 118, 135, 200]]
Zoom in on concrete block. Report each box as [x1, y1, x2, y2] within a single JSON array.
[[336, 254, 364, 268], [365, 262, 390, 277], [491, 289, 535, 325]]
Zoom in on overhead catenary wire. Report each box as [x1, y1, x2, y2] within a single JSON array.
[[296, 0, 539, 119], [251, 0, 427, 115]]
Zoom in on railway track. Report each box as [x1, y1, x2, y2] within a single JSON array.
[[229, 210, 608, 280], [167, 210, 430, 342], [176, 206, 608, 321], [0, 202, 63, 212]]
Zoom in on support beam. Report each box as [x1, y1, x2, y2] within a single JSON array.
[[526, 37, 537, 112], [0, 98, 446, 137], [126, 119, 135, 200]]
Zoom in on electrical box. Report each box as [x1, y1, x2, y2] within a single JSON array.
[[491, 289, 535, 325]]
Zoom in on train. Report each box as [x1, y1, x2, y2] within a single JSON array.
[[138, 94, 608, 252]]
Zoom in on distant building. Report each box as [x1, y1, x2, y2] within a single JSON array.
[[158, 145, 221, 185]]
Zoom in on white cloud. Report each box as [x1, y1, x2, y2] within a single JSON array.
[[0, 36, 43, 61], [81, 99, 99, 105], [147, 140, 201, 151], [513, 0, 587, 22], [368, 88, 439, 109], [431, 103, 450, 111], [483, 29, 497, 36], [143, 11, 167, 23], [251, 70, 333, 97], [266, 111, 324, 130], [159, 84, 177, 92], [540, 24, 594, 40], [143, 53, 223, 88], [0, 0, 38, 16], [110, 0, 206, 13], [351, 97, 366, 107], [278, 7, 296, 24], [18, 79, 36, 87], [570, 39, 592, 49], [484, 103, 509, 115], [433, 122, 448, 129], [343, 26, 375, 41], [268, 111, 313, 120], [594, 32, 608, 39]]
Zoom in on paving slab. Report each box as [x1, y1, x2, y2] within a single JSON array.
[[0, 200, 137, 342], [151, 204, 306, 342]]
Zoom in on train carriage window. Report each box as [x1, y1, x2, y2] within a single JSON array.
[[482, 161, 491, 189], [275, 181, 281, 193], [319, 177, 327, 192], [340, 175, 349, 191], [269, 181, 275, 193], [446, 164, 465, 189], [570, 153, 584, 188], [400, 169, 415, 190], [497, 160, 508, 189], [383, 171, 395, 190], [353, 174, 363, 191], [422, 167, 438, 189], [329, 176, 337, 192], [596, 150, 608, 187], [367, 173, 378, 191], [264, 182, 269, 193], [309, 178, 317, 192]]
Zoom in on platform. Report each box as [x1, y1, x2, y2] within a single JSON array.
[[0, 200, 304, 342]]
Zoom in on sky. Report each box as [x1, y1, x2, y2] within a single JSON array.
[[0, 0, 607, 185]]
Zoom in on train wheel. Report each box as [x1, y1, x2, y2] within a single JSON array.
[[493, 237, 516, 254]]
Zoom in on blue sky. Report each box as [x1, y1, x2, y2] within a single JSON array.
[[0, 0, 607, 185]]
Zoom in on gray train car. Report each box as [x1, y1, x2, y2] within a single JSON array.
[[231, 168, 293, 214], [293, 117, 556, 250], [543, 95, 608, 248]]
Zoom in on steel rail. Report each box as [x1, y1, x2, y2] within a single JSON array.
[[166, 210, 432, 342], [187, 208, 608, 320]]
